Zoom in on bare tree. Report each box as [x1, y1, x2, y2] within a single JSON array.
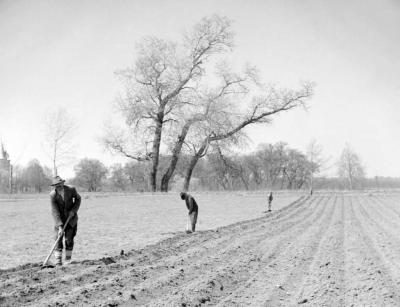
[[209, 142, 249, 190], [108, 163, 129, 191], [282, 149, 311, 189], [43, 108, 77, 176], [73, 158, 108, 192], [241, 153, 263, 188], [306, 139, 325, 192], [24, 159, 52, 193], [105, 15, 235, 191], [338, 143, 365, 189], [124, 161, 151, 192], [182, 82, 314, 191], [159, 63, 255, 191], [256, 142, 288, 188]]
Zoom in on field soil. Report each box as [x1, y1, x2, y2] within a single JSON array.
[[0, 192, 299, 269], [2, 192, 400, 306]]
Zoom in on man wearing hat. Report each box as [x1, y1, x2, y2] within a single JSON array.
[[180, 192, 198, 233], [50, 175, 81, 265]]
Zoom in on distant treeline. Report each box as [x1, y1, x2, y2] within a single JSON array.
[[312, 176, 400, 191], [0, 142, 399, 193]]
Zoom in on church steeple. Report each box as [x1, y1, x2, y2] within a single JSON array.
[[1, 142, 9, 160]]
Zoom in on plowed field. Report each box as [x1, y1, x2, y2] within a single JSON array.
[[1, 192, 400, 306]]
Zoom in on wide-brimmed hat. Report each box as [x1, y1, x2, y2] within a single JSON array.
[[51, 176, 65, 186]]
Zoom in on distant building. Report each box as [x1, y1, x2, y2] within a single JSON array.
[[0, 143, 10, 171], [0, 143, 12, 193]]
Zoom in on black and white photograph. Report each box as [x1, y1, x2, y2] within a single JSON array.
[[1, 0, 400, 306]]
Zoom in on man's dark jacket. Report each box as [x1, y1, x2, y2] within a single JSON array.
[[50, 185, 81, 228], [184, 194, 198, 214]]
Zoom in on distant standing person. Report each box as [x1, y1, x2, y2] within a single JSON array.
[[180, 192, 198, 233], [268, 191, 273, 212], [50, 176, 81, 265]]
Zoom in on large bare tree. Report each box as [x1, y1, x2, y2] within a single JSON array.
[[105, 15, 235, 192], [43, 108, 77, 176], [159, 63, 256, 191], [105, 15, 315, 192], [181, 82, 314, 191]]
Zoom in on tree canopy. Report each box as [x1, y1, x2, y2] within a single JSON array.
[[103, 15, 314, 192]]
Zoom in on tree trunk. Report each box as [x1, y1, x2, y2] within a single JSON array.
[[348, 176, 353, 190], [239, 172, 249, 190], [182, 141, 208, 191], [310, 172, 313, 193], [150, 117, 163, 192], [160, 122, 191, 192], [53, 145, 57, 177], [280, 169, 286, 189], [183, 154, 200, 192]]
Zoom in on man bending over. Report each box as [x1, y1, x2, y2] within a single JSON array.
[[180, 192, 198, 233]]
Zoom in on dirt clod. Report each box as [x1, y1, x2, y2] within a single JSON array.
[[100, 257, 116, 265]]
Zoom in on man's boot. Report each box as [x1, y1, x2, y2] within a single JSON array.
[[54, 250, 62, 266], [65, 250, 72, 264]]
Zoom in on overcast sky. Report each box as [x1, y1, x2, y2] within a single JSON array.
[[0, 0, 399, 178]]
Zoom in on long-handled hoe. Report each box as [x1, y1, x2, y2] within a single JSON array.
[[42, 216, 72, 268]]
